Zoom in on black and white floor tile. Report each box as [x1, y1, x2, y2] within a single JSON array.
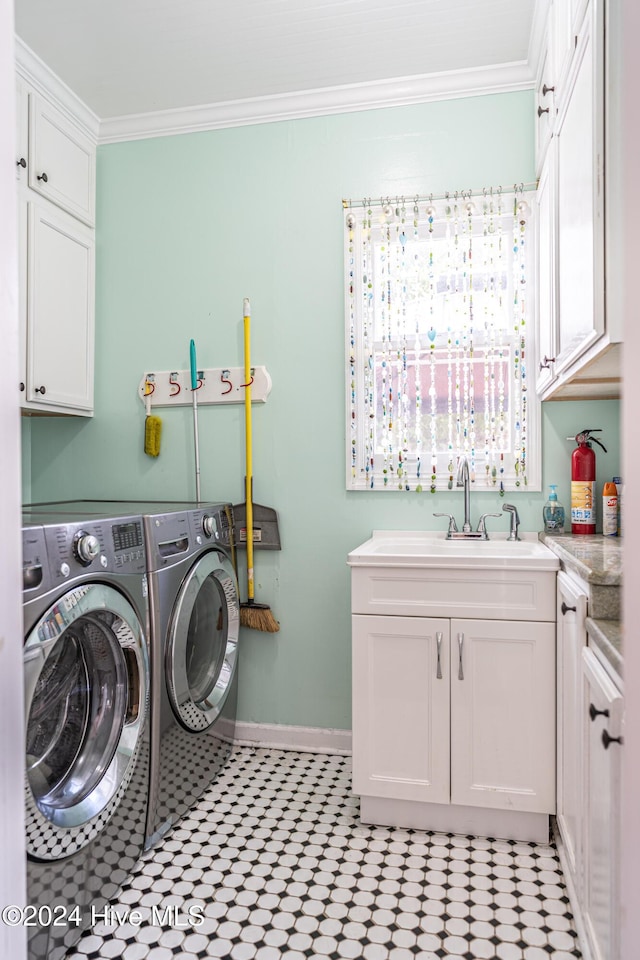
[[65, 746, 582, 960]]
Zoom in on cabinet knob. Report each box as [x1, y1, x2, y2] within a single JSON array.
[[542, 84, 555, 97], [35, 385, 46, 395], [19, 382, 25, 392], [561, 602, 577, 615], [539, 355, 556, 370], [37, 172, 48, 183], [589, 702, 610, 722], [602, 730, 623, 749], [538, 106, 550, 118], [16, 157, 26, 169]]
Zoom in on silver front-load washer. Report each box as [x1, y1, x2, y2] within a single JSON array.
[[21, 512, 150, 960], [24, 500, 240, 849]]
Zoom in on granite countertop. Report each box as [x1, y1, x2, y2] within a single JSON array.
[[539, 533, 623, 586], [586, 617, 623, 682]]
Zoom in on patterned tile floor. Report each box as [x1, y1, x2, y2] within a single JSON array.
[[66, 746, 582, 960]]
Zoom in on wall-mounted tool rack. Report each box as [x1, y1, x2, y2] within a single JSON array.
[[138, 366, 272, 407]]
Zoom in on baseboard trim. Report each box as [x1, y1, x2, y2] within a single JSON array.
[[361, 795, 551, 844], [234, 721, 352, 755]]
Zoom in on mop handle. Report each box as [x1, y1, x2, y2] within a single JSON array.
[[243, 299, 255, 601], [190, 338, 201, 502]]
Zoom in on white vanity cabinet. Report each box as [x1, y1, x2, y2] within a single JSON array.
[[349, 534, 559, 843], [15, 54, 97, 416]]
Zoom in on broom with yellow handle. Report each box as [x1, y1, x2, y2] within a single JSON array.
[[239, 298, 280, 633]]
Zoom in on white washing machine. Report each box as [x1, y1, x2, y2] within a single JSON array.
[[21, 511, 150, 960], [24, 500, 240, 849]]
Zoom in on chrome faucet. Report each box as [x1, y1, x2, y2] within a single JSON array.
[[503, 503, 521, 541], [456, 455, 472, 533]]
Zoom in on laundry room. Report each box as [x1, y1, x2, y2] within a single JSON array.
[[2, 2, 639, 960]]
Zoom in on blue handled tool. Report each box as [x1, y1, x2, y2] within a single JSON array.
[[190, 338, 201, 501]]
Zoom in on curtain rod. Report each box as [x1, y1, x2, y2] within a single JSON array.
[[342, 181, 538, 209]]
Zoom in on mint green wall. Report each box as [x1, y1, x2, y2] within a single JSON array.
[[29, 92, 621, 729]]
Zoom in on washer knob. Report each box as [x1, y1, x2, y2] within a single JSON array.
[[202, 514, 217, 538], [74, 532, 100, 564]]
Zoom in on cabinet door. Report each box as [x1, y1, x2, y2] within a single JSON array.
[[15, 75, 28, 183], [26, 201, 95, 413], [555, 1, 604, 372], [29, 94, 95, 226], [352, 615, 450, 804], [450, 619, 556, 814], [582, 647, 622, 960], [556, 572, 588, 888], [536, 143, 558, 395], [535, 42, 555, 174]]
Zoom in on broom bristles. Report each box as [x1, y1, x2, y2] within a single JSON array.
[[240, 601, 280, 633]]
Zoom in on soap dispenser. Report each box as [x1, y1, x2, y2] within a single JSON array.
[[543, 485, 565, 534]]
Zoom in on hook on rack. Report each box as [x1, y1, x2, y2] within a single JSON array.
[[220, 370, 233, 395], [240, 368, 255, 389], [169, 372, 181, 397]]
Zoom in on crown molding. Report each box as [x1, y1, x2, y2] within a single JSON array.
[[98, 60, 535, 145], [14, 37, 100, 142]]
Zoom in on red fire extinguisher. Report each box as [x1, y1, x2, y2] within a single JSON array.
[[568, 429, 607, 535]]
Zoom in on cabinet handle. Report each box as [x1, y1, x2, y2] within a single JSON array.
[[16, 157, 26, 169], [19, 382, 25, 392], [542, 84, 555, 96], [37, 172, 48, 183], [436, 631, 443, 679], [589, 702, 610, 722], [457, 633, 464, 680], [561, 602, 577, 615], [539, 355, 556, 370], [602, 730, 623, 749], [537, 106, 550, 117], [35, 385, 46, 395]]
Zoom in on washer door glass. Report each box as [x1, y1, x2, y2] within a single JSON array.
[[167, 551, 239, 731], [24, 583, 148, 860]]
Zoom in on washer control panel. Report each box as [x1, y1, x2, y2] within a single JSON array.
[[35, 515, 147, 584]]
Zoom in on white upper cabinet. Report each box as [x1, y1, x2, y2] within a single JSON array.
[[535, 0, 619, 400], [28, 93, 95, 226], [555, 5, 604, 371], [15, 49, 98, 417], [15, 74, 29, 183], [26, 201, 95, 412], [536, 141, 558, 394]]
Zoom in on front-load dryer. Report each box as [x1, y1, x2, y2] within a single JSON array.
[[21, 513, 150, 960], [136, 502, 240, 848]]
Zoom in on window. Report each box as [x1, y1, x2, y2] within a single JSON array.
[[345, 188, 539, 492]]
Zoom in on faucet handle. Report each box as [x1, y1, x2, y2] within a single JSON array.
[[433, 513, 458, 537], [477, 513, 501, 538], [502, 503, 521, 541]]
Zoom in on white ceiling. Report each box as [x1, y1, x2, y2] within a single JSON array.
[[14, 0, 538, 121]]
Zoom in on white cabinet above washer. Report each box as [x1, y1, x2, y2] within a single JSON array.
[[28, 92, 95, 226]]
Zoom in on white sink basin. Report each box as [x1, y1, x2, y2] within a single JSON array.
[[348, 530, 560, 571]]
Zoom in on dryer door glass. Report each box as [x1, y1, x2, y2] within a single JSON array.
[[24, 583, 148, 859], [168, 550, 239, 731]]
